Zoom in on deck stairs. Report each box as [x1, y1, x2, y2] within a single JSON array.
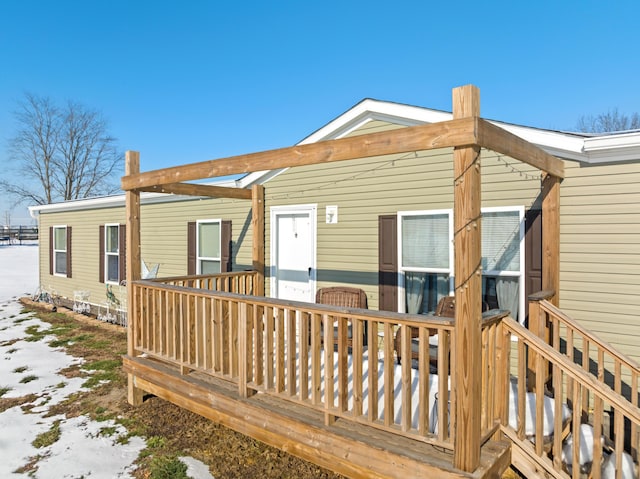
[[502, 300, 640, 479]]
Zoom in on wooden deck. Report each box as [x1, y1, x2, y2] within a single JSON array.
[[124, 354, 510, 479], [124, 273, 640, 479], [120, 86, 640, 477]]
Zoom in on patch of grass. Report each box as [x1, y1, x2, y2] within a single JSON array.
[[99, 425, 118, 437], [115, 434, 131, 445], [13, 317, 30, 324], [6, 347, 18, 354], [32, 420, 61, 448], [13, 366, 29, 373], [19, 374, 38, 384], [148, 455, 188, 479], [84, 359, 121, 372], [82, 359, 123, 388], [49, 332, 91, 348], [0, 386, 12, 397], [55, 381, 66, 389], [147, 436, 166, 449]]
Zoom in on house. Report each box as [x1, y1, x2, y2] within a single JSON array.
[[28, 86, 640, 478], [30, 94, 640, 363]]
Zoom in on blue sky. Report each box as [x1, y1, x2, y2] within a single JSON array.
[[1, 0, 638, 222]]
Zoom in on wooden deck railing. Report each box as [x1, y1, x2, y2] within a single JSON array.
[[149, 270, 258, 294], [493, 314, 640, 479], [533, 296, 640, 410], [130, 274, 462, 449]]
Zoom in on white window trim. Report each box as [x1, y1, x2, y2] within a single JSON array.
[[480, 205, 525, 322], [396, 206, 526, 322], [53, 225, 67, 277], [397, 209, 454, 314], [104, 223, 120, 285], [196, 219, 222, 275]]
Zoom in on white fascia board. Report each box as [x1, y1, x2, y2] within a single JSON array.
[[582, 131, 640, 164], [29, 178, 241, 217]]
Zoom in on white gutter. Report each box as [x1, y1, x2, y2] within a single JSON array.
[[29, 178, 241, 216]]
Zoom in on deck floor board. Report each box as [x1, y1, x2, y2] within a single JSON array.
[[124, 355, 510, 479]]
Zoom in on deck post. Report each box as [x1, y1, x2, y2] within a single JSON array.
[[542, 174, 560, 306], [452, 85, 482, 472], [125, 150, 144, 406], [252, 184, 265, 296]]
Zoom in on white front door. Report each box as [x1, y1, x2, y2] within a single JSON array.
[[271, 205, 316, 302]]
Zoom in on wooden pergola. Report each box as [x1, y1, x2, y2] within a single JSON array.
[[122, 85, 563, 473]]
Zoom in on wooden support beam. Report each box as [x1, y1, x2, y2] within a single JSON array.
[[452, 85, 483, 472], [125, 150, 144, 406], [121, 118, 478, 191], [137, 182, 252, 199], [251, 184, 265, 296], [542, 174, 560, 306], [477, 119, 565, 179]]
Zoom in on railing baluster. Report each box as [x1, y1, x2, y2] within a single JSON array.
[[275, 307, 285, 393], [400, 325, 411, 432], [286, 308, 296, 397], [383, 322, 394, 428], [323, 313, 335, 424], [352, 317, 363, 418], [418, 326, 429, 435], [368, 320, 379, 423], [311, 312, 321, 405]]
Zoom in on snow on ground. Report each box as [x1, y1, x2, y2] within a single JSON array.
[[0, 243, 214, 479]]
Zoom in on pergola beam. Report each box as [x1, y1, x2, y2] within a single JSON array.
[[137, 182, 252, 199], [121, 118, 478, 191], [477, 119, 565, 179]]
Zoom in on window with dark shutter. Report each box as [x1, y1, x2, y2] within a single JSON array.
[[187, 220, 232, 274]]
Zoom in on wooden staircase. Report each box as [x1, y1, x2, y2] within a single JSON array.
[[496, 299, 640, 479]]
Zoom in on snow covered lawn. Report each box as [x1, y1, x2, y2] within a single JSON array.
[[0, 243, 213, 478]]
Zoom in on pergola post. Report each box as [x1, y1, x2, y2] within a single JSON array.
[[542, 174, 560, 306], [452, 85, 482, 472], [252, 184, 265, 296], [125, 150, 144, 406]]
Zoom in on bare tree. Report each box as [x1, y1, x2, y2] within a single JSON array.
[[576, 108, 640, 133], [1, 93, 122, 205]]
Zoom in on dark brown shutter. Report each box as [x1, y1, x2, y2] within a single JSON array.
[[119, 224, 126, 283], [378, 215, 398, 312], [221, 220, 232, 272], [49, 227, 54, 275], [99, 225, 105, 283], [525, 208, 543, 324], [66, 227, 72, 278], [187, 221, 196, 275]]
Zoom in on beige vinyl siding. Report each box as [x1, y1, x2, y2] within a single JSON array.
[[38, 207, 125, 306], [37, 196, 253, 307], [558, 160, 640, 362], [265, 120, 542, 310]]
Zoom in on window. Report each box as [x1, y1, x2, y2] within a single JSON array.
[[53, 226, 68, 276], [481, 207, 524, 321], [398, 211, 453, 314], [105, 224, 120, 284], [398, 207, 524, 321], [197, 220, 221, 274]]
